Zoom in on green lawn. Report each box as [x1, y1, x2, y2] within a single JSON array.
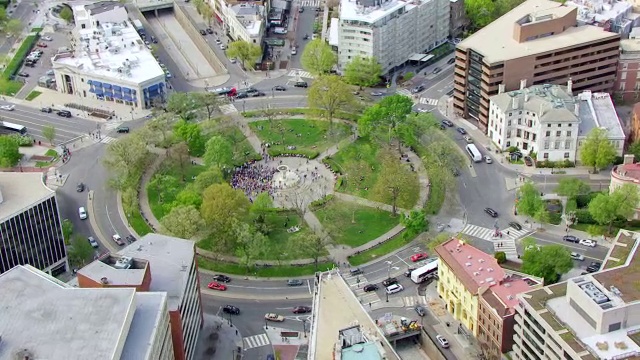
[[127, 207, 154, 236], [215, 125, 261, 165], [0, 78, 23, 96], [25, 90, 42, 101], [147, 163, 206, 220], [197, 256, 336, 277], [348, 232, 411, 266], [324, 138, 381, 197], [249, 118, 351, 158], [314, 199, 400, 247]]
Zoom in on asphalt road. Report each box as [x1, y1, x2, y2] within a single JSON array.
[[199, 272, 315, 299], [290, 2, 318, 69], [0, 0, 38, 54]]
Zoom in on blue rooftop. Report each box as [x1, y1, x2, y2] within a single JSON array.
[[341, 342, 384, 360]]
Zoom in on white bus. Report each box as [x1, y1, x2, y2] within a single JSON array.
[[0, 121, 27, 135], [410, 259, 439, 284], [465, 144, 482, 163]]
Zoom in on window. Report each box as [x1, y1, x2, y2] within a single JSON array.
[[547, 124, 551, 127], [568, 123, 572, 127], [546, 131, 550, 137], [567, 131, 571, 137], [565, 140, 571, 149], [519, 111, 522, 115], [508, 120, 511, 126], [564, 152, 570, 159], [518, 118, 522, 125], [544, 141, 550, 150], [81, 24, 86, 29], [516, 129, 521, 138], [555, 141, 560, 149], [506, 141, 511, 147], [556, 131, 561, 137], [558, 124, 561, 127], [544, 153, 549, 159]]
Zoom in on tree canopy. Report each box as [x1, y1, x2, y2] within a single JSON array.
[[358, 94, 413, 148], [103, 132, 149, 189], [161, 205, 204, 239], [200, 183, 251, 249], [589, 184, 640, 233], [371, 150, 419, 215], [0, 136, 21, 168], [173, 120, 206, 156], [516, 182, 546, 219], [580, 128, 617, 173], [307, 75, 354, 125], [226, 40, 262, 70], [521, 238, 572, 284], [555, 177, 591, 198], [203, 135, 234, 169], [300, 39, 337, 75], [343, 56, 383, 88]]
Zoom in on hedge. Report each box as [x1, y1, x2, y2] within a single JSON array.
[[3, 34, 38, 80], [267, 148, 319, 159], [241, 108, 360, 122]]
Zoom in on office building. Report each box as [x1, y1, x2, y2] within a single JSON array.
[[513, 230, 640, 360], [435, 239, 542, 358], [488, 81, 625, 162], [77, 234, 203, 360], [0, 172, 66, 276], [337, 0, 450, 74], [0, 265, 174, 360], [52, 1, 166, 110], [453, 0, 620, 133]]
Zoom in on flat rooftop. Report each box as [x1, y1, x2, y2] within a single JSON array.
[[339, 0, 425, 25], [231, 4, 264, 36], [78, 254, 149, 287], [457, 0, 618, 64], [567, 0, 632, 23], [313, 273, 400, 360], [0, 172, 55, 221], [0, 265, 136, 360], [577, 91, 625, 140], [491, 84, 578, 124], [120, 292, 168, 360]]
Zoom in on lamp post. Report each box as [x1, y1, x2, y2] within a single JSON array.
[[301, 318, 308, 338]]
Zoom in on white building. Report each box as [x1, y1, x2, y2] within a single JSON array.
[[338, 0, 450, 74], [567, 0, 640, 38], [211, 0, 265, 46], [52, 1, 166, 110], [488, 80, 625, 163]]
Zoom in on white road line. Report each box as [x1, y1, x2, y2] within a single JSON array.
[[307, 279, 312, 294], [243, 334, 270, 350]]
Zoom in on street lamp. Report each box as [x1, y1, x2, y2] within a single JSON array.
[[301, 318, 308, 338]]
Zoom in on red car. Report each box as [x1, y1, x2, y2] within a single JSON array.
[[37, 42, 47, 48], [207, 281, 227, 291], [411, 253, 428, 262]]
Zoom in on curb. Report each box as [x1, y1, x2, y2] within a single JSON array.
[[117, 190, 140, 238], [198, 266, 320, 281], [201, 288, 312, 300], [87, 190, 118, 253]]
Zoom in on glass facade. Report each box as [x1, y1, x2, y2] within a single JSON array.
[[0, 196, 67, 275], [88, 80, 165, 109], [465, 50, 484, 120]]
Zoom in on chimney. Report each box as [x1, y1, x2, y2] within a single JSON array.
[[520, 79, 527, 90], [524, 89, 530, 102], [512, 96, 518, 110], [567, 78, 573, 94], [624, 154, 635, 164], [498, 84, 505, 94]]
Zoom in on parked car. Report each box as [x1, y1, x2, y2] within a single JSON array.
[[570, 252, 585, 261], [524, 156, 534, 166], [287, 279, 304, 286], [436, 335, 450, 348], [250, 91, 266, 97], [78, 207, 88, 220], [484, 207, 498, 217], [415, 305, 426, 317], [363, 284, 378, 292], [265, 313, 285, 322], [126, 235, 136, 243], [294, 81, 308, 88], [76, 182, 85, 192], [212, 274, 231, 283], [456, 127, 467, 135], [112, 234, 125, 246], [441, 119, 453, 127], [199, 29, 207, 35], [215, 39, 222, 44], [382, 277, 398, 287], [219, 44, 227, 50], [463, 135, 473, 143], [41, 107, 52, 113], [586, 262, 602, 273], [484, 155, 493, 164], [563, 235, 579, 243], [349, 268, 363, 275], [37, 42, 48, 48], [206, 28, 213, 34], [292, 306, 312, 314], [411, 253, 428, 262], [274, 85, 286, 91], [41, 36, 53, 41], [509, 222, 522, 231], [116, 126, 130, 133], [236, 92, 249, 99], [579, 239, 597, 247], [223, 305, 240, 315], [404, 268, 416, 277], [385, 284, 404, 294], [57, 110, 72, 117], [17, 71, 29, 77], [87, 236, 99, 248]]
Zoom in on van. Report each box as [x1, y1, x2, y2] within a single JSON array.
[[78, 207, 87, 220], [57, 110, 72, 117]]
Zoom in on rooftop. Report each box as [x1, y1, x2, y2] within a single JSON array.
[[567, 0, 633, 25], [78, 253, 150, 287], [339, 0, 426, 25], [120, 292, 168, 360], [620, 38, 640, 58], [457, 0, 619, 64], [86, 0, 123, 15], [0, 172, 55, 221], [577, 91, 625, 139], [0, 265, 136, 360], [490, 83, 578, 123], [231, 4, 264, 37]]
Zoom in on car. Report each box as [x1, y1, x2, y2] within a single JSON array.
[[432, 67, 442, 74], [415, 305, 426, 317], [250, 91, 266, 97], [42, 36, 53, 41], [586, 262, 602, 273], [207, 281, 227, 291], [442, 119, 454, 127], [126, 235, 136, 243], [41, 107, 52, 113], [212, 274, 231, 282], [382, 277, 398, 287], [17, 71, 29, 77], [579, 239, 597, 247], [206, 28, 213, 34], [292, 306, 312, 313], [116, 126, 130, 133], [150, 36, 158, 43], [46, 69, 55, 76], [199, 29, 207, 35], [411, 253, 428, 262], [230, 58, 236, 63], [484, 155, 493, 164], [236, 92, 249, 99], [274, 85, 286, 91], [456, 127, 467, 135], [463, 135, 473, 143], [509, 222, 522, 231], [363, 284, 379, 292], [112, 234, 125, 246], [76, 182, 85, 192], [223, 305, 240, 315], [87, 236, 99, 248], [447, 57, 455, 64], [0, 105, 15, 111], [404, 267, 416, 277], [287, 279, 304, 286], [215, 39, 222, 44], [411, 85, 425, 93], [349, 268, 363, 275], [570, 252, 585, 261], [220, 44, 227, 50], [265, 313, 285, 322], [385, 284, 404, 294], [294, 81, 308, 88], [165, 72, 172, 79], [243, 87, 259, 94], [484, 207, 498, 217], [298, 6, 304, 12], [291, 48, 297, 55], [78, 207, 88, 220], [37, 42, 48, 48], [524, 156, 534, 166], [563, 235, 579, 243], [416, 108, 429, 113], [436, 335, 450, 348], [370, 91, 384, 96], [57, 110, 72, 117]]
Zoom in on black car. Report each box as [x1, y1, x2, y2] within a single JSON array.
[[17, 71, 29, 77], [349, 268, 363, 275], [363, 284, 378, 292], [116, 126, 130, 133], [294, 81, 308, 88], [415, 305, 426, 317], [41, 107, 52, 113], [57, 110, 72, 117], [236, 92, 249, 99], [509, 222, 522, 231], [76, 183, 85, 192], [199, 29, 207, 35], [150, 36, 158, 43], [447, 58, 455, 65], [484, 207, 498, 217], [382, 278, 398, 287], [432, 67, 442, 74], [223, 305, 240, 315], [456, 127, 467, 135], [292, 306, 312, 313], [563, 235, 579, 243], [442, 119, 454, 127], [206, 28, 213, 34], [274, 85, 286, 91], [404, 268, 416, 277], [212, 274, 231, 283], [244, 87, 259, 94], [126, 235, 136, 243], [251, 91, 266, 97], [586, 262, 602, 273]]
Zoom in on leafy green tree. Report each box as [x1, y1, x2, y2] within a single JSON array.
[[401, 209, 428, 239], [580, 128, 617, 173], [148, 174, 181, 204], [290, 232, 331, 270], [300, 39, 337, 75], [167, 93, 199, 121], [426, 232, 452, 252], [589, 184, 639, 233], [516, 182, 545, 218], [465, 0, 496, 30], [226, 40, 262, 70], [59, 7, 74, 23], [521, 238, 573, 284], [42, 125, 56, 145], [627, 140, 640, 161], [233, 221, 267, 271], [612, 183, 640, 220], [173, 120, 206, 156], [200, 183, 251, 249], [308, 75, 354, 127], [61, 219, 74, 245], [372, 150, 419, 215], [4, 19, 23, 37], [251, 192, 273, 215], [192, 92, 221, 122], [174, 186, 203, 208], [167, 142, 191, 182], [203, 135, 233, 169], [161, 205, 205, 239], [343, 56, 383, 88], [145, 112, 175, 147], [494, 251, 506, 264], [555, 177, 591, 198], [67, 234, 95, 267], [0, 135, 21, 168], [358, 94, 413, 149], [194, 168, 224, 192]]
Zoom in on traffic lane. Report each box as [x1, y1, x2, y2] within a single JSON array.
[[0, 102, 97, 138], [199, 272, 315, 297], [358, 245, 429, 282], [527, 232, 608, 260], [242, 96, 307, 111]]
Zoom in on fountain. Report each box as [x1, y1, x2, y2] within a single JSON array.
[[272, 165, 301, 189]]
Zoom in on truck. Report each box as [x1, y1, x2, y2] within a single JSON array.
[[132, 19, 145, 36]]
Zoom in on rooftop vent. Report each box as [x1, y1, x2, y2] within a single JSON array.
[[100, 277, 109, 285], [465, 262, 472, 267], [507, 295, 514, 300], [610, 286, 623, 297], [114, 256, 133, 270], [467, 255, 472, 259], [487, 268, 494, 272], [473, 272, 480, 276], [486, 277, 494, 283], [479, 259, 485, 263], [478, 268, 483, 272], [504, 283, 511, 287], [581, 282, 610, 304]]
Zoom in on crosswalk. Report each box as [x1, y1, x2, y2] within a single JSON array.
[[243, 334, 270, 350], [102, 121, 123, 131], [298, 0, 321, 6], [403, 296, 426, 306], [461, 224, 532, 260], [219, 104, 238, 114], [100, 136, 118, 144], [396, 89, 412, 97], [419, 98, 439, 106], [288, 69, 315, 79]]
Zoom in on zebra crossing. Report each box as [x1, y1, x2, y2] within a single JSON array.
[[219, 104, 238, 115], [461, 224, 532, 260], [298, 0, 321, 6], [243, 334, 270, 350], [100, 136, 118, 144], [287, 69, 315, 79], [102, 121, 123, 132], [419, 98, 439, 106], [403, 296, 426, 307], [396, 88, 412, 97]]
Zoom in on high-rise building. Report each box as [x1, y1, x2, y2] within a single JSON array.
[[453, 0, 620, 133], [0, 172, 66, 276]]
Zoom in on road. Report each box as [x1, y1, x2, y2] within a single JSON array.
[[0, 0, 38, 54], [199, 273, 314, 299]]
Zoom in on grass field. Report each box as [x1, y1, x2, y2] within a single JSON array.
[[147, 163, 206, 220], [314, 198, 400, 247], [348, 232, 411, 266], [257, 211, 326, 260], [324, 138, 380, 197], [25, 90, 42, 101], [197, 256, 336, 277]]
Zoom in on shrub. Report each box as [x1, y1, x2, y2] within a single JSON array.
[[576, 192, 600, 208], [309, 194, 334, 210], [10, 134, 34, 147], [565, 198, 577, 214], [575, 209, 595, 224], [3, 34, 38, 80], [403, 72, 415, 81], [495, 251, 507, 264]]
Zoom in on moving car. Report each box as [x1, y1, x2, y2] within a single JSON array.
[[235, 92, 249, 99], [112, 234, 125, 246], [265, 313, 285, 322], [563, 235, 579, 243], [463, 135, 473, 143], [441, 119, 453, 127], [436, 335, 450, 348], [586, 262, 602, 273], [415, 305, 426, 317], [579, 239, 596, 247], [274, 85, 286, 91], [484, 207, 498, 218], [223, 305, 240, 315], [199, 29, 207, 35], [76, 183, 85, 192], [349, 268, 363, 275], [57, 110, 72, 117], [212, 274, 231, 282], [287, 279, 304, 286], [42, 36, 53, 41], [116, 126, 130, 133], [87, 236, 99, 248], [126, 235, 136, 243], [206, 28, 213, 34], [509, 222, 522, 231], [291, 48, 297, 55], [294, 81, 308, 88], [219, 45, 227, 50], [250, 91, 266, 97], [484, 155, 493, 164], [456, 127, 467, 135], [207, 281, 227, 291], [382, 278, 398, 287], [78, 207, 88, 220], [570, 252, 585, 261], [385, 283, 404, 294], [41, 107, 52, 113], [411, 253, 428, 262], [447, 58, 455, 64], [292, 306, 312, 314], [411, 85, 425, 93], [0, 105, 15, 111], [432, 67, 442, 74], [363, 284, 378, 292]]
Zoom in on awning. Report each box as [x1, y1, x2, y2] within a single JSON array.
[[94, 89, 103, 94], [215, 13, 223, 23], [92, 81, 102, 87], [148, 84, 159, 91], [112, 85, 122, 91], [103, 83, 112, 89], [124, 95, 133, 101], [123, 88, 132, 93], [87, 80, 93, 85], [408, 54, 434, 62], [113, 93, 123, 99]]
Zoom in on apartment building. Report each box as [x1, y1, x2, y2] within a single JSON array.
[[567, 0, 640, 37], [453, 0, 620, 133], [338, 0, 449, 74], [0, 265, 174, 360], [209, 0, 265, 47], [513, 230, 640, 360], [615, 36, 640, 103], [52, 1, 166, 110], [77, 234, 203, 360], [488, 81, 625, 162], [435, 238, 542, 357], [0, 172, 67, 276]]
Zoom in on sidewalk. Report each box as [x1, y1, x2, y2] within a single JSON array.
[[194, 314, 243, 360]]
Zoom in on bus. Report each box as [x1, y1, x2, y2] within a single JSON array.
[[465, 144, 482, 163], [207, 87, 237, 97], [0, 121, 27, 135], [411, 259, 439, 284]]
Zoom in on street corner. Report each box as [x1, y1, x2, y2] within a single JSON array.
[[271, 345, 300, 360]]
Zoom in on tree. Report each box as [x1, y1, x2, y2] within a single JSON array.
[[148, 174, 181, 203], [192, 92, 220, 122], [233, 221, 267, 271], [300, 39, 337, 75], [494, 251, 506, 264], [401, 210, 428, 236], [4, 19, 23, 38], [145, 112, 175, 147], [194, 168, 224, 193], [42, 125, 56, 145], [589, 184, 640, 233], [627, 140, 640, 161], [161, 205, 205, 239], [251, 192, 274, 215], [291, 232, 331, 270], [516, 182, 545, 219], [580, 127, 617, 173], [59, 7, 74, 23], [103, 132, 149, 189], [174, 186, 202, 208], [588, 193, 618, 233], [358, 94, 414, 150], [343, 56, 383, 88], [521, 238, 572, 284], [426, 232, 452, 252], [555, 177, 591, 198], [465, 0, 496, 30], [168, 142, 191, 181], [203, 135, 234, 170], [167, 93, 200, 121], [0, 135, 20, 168], [371, 150, 417, 216], [308, 75, 354, 127], [612, 183, 640, 220], [61, 218, 74, 245], [226, 40, 262, 70], [173, 120, 206, 156], [67, 234, 95, 267], [200, 184, 251, 249]]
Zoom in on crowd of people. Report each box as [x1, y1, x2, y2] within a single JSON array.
[[230, 162, 277, 199]]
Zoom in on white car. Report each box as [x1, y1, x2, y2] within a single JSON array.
[[264, 313, 285, 322], [463, 135, 473, 143], [112, 234, 125, 246], [371, 91, 385, 96], [42, 36, 53, 41], [87, 236, 99, 248], [78, 207, 87, 220], [579, 239, 597, 247], [385, 283, 404, 294], [436, 335, 450, 348], [485, 156, 493, 164], [220, 44, 227, 50], [0, 105, 15, 111], [570, 252, 585, 261]]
